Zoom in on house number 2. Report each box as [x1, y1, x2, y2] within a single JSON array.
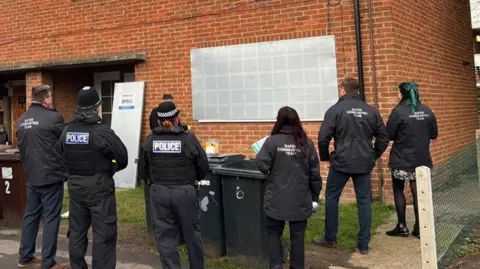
[[5, 181, 10, 194]]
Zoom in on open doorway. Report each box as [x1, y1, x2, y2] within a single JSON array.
[[94, 71, 135, 127], [0, 78, 26, 146]]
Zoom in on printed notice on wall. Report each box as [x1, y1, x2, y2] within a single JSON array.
[[118, 94, 135, 110], [2, 167, 12, 180]]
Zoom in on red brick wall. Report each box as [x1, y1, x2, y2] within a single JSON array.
[[0, 0, 477, 203], [52, 70, 92, 123], [383, 0, 478, 202], [392, 0, 477, 160]]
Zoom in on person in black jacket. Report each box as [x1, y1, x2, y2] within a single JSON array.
[[55, 86, 128, 269], [385, 82, 438, 239], [313, 78, 389, 254], [256, 106, 322, 269], [0, 124, 9, 145], [138, 101, 209, 269], [16, 85, 68, 269]]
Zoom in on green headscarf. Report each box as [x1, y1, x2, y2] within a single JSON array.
[[400, 82, 419, 112]]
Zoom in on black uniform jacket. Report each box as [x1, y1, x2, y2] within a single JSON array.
[[55, 112, 128, 202], [138, 125, 209, 185], [256, 126, 322, 221], [386, 100, 438, 171], [318, 93, 389, 174], [16, 103, 66, 186]]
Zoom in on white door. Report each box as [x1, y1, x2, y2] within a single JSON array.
[[111, 81, 145, 189]]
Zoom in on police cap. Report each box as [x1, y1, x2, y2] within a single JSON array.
[[76, 86, 102, 113], [156, 101, 180, 120]]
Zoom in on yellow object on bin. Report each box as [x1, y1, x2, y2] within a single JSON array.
[[205, 139, 219, 155]]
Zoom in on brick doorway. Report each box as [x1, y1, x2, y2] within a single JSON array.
[[49, 65, 135, 124]]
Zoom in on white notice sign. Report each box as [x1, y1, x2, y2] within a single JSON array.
[[2, 167, 12, 179], [118, 94, 135, 110]]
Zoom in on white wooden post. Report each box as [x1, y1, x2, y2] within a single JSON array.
[[416, 166, 438, 269], [476, 130, 480, 185]]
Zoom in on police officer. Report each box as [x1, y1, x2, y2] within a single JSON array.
[[146, 94, 189, 239], [149, 94, 172, 130], [55, 86, 128, 269], [149, 94, 190, 131], [138, 101, 209, 269], [313, 77, 389, 254]]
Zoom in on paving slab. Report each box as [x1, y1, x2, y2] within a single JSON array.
[[0, 227, 180, 269], [1, 206, 422, 269], [347, 205, 422, 269]]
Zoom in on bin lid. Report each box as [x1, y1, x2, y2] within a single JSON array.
[[212, 159, 266, 179], [0, 152, 21, 161], [208, 154, 245, 165]]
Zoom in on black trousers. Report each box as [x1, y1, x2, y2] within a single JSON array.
[[150, 184, 204, 269], [68, 189, 117, 269], [266, 216, 307, 269]]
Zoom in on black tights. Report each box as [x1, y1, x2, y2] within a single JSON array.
[[392, 177, 419, 230]]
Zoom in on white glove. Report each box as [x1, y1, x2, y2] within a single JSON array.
[[312, 202, 319, 212]]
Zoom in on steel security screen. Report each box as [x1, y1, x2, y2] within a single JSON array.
[[190, 35, 339, 122]]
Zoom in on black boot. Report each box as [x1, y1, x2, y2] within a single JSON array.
[[386, 224, 409, 237], [412, 223, 420, 239], [311, 237, 337, 248]]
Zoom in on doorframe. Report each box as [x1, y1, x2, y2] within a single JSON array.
[[93, 72, 121, 117], [7, 80, 25, 144], [93, 72, 135, 117]]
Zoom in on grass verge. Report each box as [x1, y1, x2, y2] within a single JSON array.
[[443, 227, 480, 268], [62, 187, 147, 229], [62, 187, 394, 268], [285, 199, 394, 249]]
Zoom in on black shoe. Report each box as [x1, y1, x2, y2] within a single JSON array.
[[355, 248, 369, 255], [412, 229, 420, 239], [386, 224, 409, 237], [412, 223, 420, 239], [312, 237, 337, 248]]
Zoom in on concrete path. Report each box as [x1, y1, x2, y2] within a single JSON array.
[[0, 228, 166, 269], [330, 205, 422, 269], [0, 206, 422, 269]]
